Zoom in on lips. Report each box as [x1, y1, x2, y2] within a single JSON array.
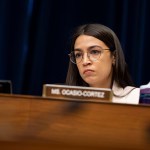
[[83, 69, 94, 74]]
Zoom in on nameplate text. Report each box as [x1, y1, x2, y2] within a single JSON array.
[[42, 84, 112, 102]]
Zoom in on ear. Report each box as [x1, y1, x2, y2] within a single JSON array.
[[112, 51, 116, 65], [112, 55, 115, 63]]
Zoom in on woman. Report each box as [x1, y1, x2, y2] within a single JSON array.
[[66, 23, 139, 104]]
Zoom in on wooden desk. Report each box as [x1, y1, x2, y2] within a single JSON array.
[[0, 94, 150, 150]]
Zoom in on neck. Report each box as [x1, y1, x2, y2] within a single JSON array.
[[89, 78, 112, 89]]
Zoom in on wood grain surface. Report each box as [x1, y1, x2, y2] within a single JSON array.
[[0, 94, 150, 150]]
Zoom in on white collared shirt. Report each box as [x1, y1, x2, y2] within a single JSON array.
[[112, 82, 140, 104]]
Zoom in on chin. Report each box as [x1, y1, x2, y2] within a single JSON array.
[[84, 76, 96, 82]]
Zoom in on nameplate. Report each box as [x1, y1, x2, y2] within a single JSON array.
[[42, 84, 112, 102]]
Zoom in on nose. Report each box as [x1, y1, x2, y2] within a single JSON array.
[[82, 53, 91, 65]]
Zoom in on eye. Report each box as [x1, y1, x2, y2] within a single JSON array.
[[90, 50, 101, 55], [74, 52, 82, 58]]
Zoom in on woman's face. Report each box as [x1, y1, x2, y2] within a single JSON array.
[[74, 35, 115, 88]]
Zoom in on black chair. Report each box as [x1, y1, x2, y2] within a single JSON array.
[[0, 80, 12, 94]]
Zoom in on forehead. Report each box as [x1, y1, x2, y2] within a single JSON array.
[[74, 35, 107, 49]]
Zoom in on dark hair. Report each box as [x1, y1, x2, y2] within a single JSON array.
[[66, 23, 134, 88]]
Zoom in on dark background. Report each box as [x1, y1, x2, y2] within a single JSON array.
[[0, 0, 149, 96]]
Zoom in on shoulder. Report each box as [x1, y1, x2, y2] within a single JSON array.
[[123, 86, 140, 104], [112, 82, 140, 104]]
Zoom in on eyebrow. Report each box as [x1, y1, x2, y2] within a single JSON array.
[[74, 45, 103, 51]]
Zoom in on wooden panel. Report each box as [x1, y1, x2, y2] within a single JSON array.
[[0, 94, 150, 150]]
